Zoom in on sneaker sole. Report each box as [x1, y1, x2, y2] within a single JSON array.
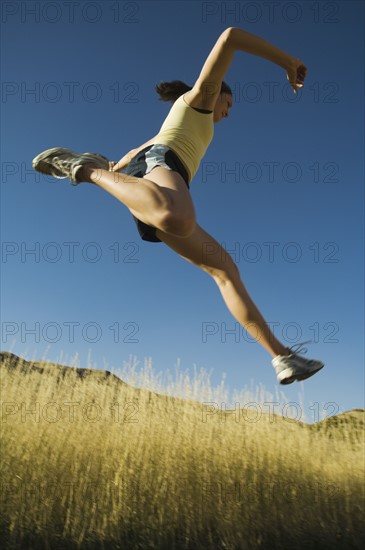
[[277, 369, 297, 385], [278, 363, 324, 385], [296, 363, 324, 382]]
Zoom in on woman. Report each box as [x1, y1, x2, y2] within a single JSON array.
[[32, 27, 324, 384]]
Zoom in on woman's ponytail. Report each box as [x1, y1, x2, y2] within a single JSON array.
[[155, 79, 232, 103], [155, 80, 192, 103]]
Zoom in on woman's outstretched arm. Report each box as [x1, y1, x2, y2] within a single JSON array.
[[192, 27, 307, 109], [228, 27, 307, 93]]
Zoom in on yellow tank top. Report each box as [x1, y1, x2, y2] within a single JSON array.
[[154, 93, 214, 182]]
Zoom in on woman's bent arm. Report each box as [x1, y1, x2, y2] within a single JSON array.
[[227, 27, 307, 92], [192, 27, 306, 108], [229, 27, 292, 68]]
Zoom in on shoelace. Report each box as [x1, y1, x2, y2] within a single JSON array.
[[48, 156, 67, 178], [51, 156, 72, 174], [287, 340, 312, 356], [52, 156, 81, 181]]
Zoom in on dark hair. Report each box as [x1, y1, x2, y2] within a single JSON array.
[[155, 79, 232, 103]]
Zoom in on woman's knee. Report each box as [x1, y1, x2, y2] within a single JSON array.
[[202, 255, 240, 286], [158, 209, 196, 238]]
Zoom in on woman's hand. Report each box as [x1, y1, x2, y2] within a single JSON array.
[[110, 149, 137, 172], [285, 57, 307, 94]]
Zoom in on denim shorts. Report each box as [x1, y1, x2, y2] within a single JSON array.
[[124, 144, 190, 243]]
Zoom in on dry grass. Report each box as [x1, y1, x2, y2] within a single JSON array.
[[1, 352, 364, 550]]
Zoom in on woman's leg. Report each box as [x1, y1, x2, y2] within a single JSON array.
[[81, 164, 285, 356], [155, 224, 289, 358], [81, 165, 196, 238]]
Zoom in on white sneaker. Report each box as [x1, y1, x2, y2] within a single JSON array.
[[272, 341, 324, 385], [32, 147, 110, 185]]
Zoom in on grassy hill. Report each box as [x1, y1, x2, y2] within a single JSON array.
[[1, 351, 364, 550]]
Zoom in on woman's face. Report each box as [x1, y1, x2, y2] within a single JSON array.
[[213, 92, 233, 123]]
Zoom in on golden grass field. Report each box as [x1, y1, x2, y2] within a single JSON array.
[[1, 351, 364, 550]]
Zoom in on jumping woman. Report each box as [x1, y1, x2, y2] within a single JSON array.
[[32, 27, 324, 384]]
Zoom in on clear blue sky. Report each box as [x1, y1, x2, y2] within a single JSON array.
[[1, 1, 364, 423]]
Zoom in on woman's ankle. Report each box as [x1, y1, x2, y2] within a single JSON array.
[[78, 163, 104, 183], [75, 163, 92, 183], [272, 344, 290, 358]]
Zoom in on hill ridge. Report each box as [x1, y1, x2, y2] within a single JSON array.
[[1, 351, 364, 430]]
